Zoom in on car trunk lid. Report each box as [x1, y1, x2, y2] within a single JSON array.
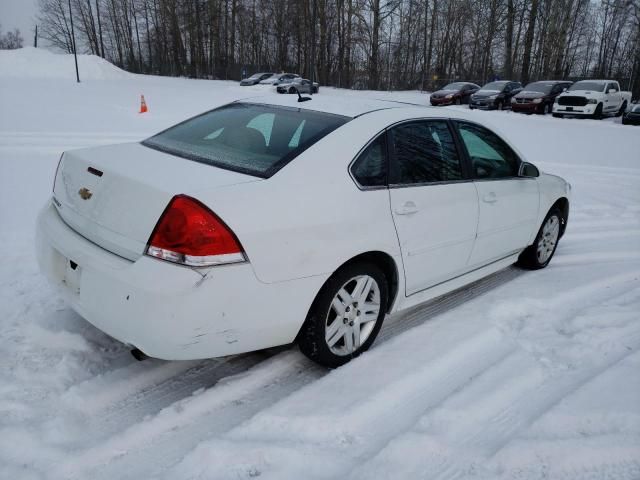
[[53, 142, 260, 261]]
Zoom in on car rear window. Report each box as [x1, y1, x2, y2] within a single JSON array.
[[142, 103, 350, 178]]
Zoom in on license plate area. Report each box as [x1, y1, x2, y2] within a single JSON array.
[[566, 106, 573, 111], [62, 258, 82, 295]]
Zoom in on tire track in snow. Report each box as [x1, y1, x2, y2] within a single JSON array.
[[350, 270, 640, 480], [54, 351, 323, 479], [63, 351, 275, 441], [51, 268, 524, 478]]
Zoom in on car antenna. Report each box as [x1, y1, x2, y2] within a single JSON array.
[[296, 88, 312, 103]]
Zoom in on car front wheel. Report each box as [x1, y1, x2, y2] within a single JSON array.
[[298, 262, 388, 368], [517, 208, 563, 269]]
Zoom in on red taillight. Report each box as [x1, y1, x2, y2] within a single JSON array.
[[146, 195, 246, 267]]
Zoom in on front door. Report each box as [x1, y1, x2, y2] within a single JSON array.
[[454, 121, 540, 267], [388, 120, 479, 295]]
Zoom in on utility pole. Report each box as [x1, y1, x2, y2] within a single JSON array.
[[69, 0, 80, 83], [310, 0, 316, 93], [34, 25, 38, 48]]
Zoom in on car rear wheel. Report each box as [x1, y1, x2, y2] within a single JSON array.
[[517, 208, 563, 270], [497, 101, 504, 110], [455, 97, 461, 105], [288, 87, 296, 94], [297, 262, 388, 368], [543, 103, 551, 115]]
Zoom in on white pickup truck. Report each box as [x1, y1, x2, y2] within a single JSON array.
[[552, 79, 631, 119]]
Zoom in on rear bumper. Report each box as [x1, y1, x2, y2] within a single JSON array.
[[36, 201, 324, 360]]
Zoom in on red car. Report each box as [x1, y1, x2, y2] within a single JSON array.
[[430, 82, 480, 106], [511, 81, 572, 114]]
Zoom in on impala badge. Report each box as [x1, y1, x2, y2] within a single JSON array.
[[78, 187, 93, 200]]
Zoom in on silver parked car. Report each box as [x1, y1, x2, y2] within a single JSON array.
[[276, 77, 320, 94], [239, 72, 276, 86], [260, 73, 300, 86]]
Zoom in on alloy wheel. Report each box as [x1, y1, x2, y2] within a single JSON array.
[[325, 275, 381, 356], [537, 215, 560, 263]]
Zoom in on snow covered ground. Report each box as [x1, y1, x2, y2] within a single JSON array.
[[1, 48, 639, 480]]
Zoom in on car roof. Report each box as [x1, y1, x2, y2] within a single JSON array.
[[234, 94, 431, 118]]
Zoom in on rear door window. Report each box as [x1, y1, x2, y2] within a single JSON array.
[[143, 103, 349, 178], [389, 120, 463, 185]]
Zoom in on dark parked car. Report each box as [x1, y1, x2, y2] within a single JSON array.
[[430, 82, 480, 106], [276, 77, 319, 94], [240, 72, 276, 86], [622, 103, 640, 125], [469, 81, 523, 110], [511, 81, 572, 114]]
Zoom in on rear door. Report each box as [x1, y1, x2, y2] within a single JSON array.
[[453, 121, 539, 267], [388, 120, 479, 295]]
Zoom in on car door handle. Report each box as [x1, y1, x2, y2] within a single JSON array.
[[482, 192, 498, 204], [395, 201, 419, 215]]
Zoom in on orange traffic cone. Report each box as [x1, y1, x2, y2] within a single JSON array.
[[139, 94, 148, 114]]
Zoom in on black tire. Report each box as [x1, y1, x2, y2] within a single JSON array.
[[313, 86, 319, 93], [542, 103, 551, 115], [288, 87, 296, 94], [497, 101, 504, 111], [616, 101, 627, 117], [517, 207, 564, 270], [455, 97, 461, 105], [297, 262, 388, 368], [593, 103, 603, 119]]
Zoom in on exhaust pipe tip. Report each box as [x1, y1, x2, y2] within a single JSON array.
[[131, 348, 148, 361]]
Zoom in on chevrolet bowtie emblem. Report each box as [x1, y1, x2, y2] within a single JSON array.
[[78, 187, 93, 200]]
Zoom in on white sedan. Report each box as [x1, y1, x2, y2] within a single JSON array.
[[36, 96, 570, 367]]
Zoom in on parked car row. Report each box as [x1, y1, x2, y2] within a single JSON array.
[[431, 78, 633, 121], [240, 72, 319, 94]]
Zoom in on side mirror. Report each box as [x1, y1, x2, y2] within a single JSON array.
[[519, 162, 539, 178], [608, 88, 617, 94]]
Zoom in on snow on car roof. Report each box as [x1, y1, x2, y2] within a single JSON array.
[[234, 94, 429, 118]]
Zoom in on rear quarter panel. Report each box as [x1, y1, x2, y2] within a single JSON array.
[[191, 111, 413, 285]]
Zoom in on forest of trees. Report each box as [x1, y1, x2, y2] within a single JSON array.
[[36, 0, 640, 96], [0, 25, 24, 49]]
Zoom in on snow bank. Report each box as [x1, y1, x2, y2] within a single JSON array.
[[0, 47, 130, 80]]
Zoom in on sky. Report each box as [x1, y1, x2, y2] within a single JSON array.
[[1, 0, 39, 42]]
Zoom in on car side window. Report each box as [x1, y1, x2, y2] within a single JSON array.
[[389, 120, 463, 185], [351, 134, 388, 188], [456, 122, 520, 179]]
